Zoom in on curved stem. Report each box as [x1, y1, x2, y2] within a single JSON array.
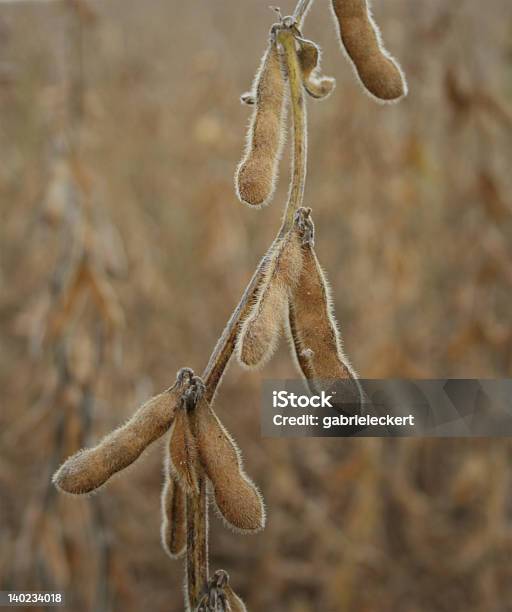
[[202, 247, 274, 401], [186, 477, 208, 610]]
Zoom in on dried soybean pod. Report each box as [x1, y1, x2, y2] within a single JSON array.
[[160, 471, 187, 559], [236, 240, 289, 368], [297, 38, 336, 100], [236, 211, 308, 368], [47, 257, 89, 339], [288, 239, 362, 403], [235, 29, 286, 207], [213, 570, 247, 612], [197, 570, 245, 611], [287, 299, 315, 394], [168, 401, 200, 495], [192, 397, 265, 533], [82, 260, 125, 332], [330, 0, 407, 102], [53, 368, 194, 494], [223, 585, 247, 612]]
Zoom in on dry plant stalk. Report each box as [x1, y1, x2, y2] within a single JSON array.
[[53, 1, 407, 609], [81, 257, 125, 332], [185, 472, 209, 611], [13, 1, 124, 607], [46, 256, 89, 339], [46, 248, 124, 344], [330, 0, 407, 102]]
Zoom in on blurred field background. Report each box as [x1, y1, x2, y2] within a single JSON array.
[[1, 0, 512, 610]]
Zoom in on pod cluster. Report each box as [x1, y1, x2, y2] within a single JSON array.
[[236, 22, 337, 210], [52, 368, 194, 495], [235, 5, 406, 210], [165, 376, 265, 536], [52, 366, 265, 585], [237, 208, 362, 404]]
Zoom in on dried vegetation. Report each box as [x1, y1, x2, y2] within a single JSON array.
[[1, 0, 512, 610]]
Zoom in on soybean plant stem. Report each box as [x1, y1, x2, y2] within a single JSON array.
[[190, 6, 308, 611], [293, 0, 315, 26], [202, 24, 307, 399], [278, 28, 307, 235], [186, 477, 209, 609]]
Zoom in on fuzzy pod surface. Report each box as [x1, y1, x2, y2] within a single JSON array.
[[192, 397, 265, 533], [160, 471, 187, 559], [235, 32, 286, 207], [169, 404, 201, 495], [53, 383, 186, 495], [298, 38, 336, 100], [223, 585, 247, 612], [237, 225, 305, 369], [330, 0, 406, 101], [288, 242, 362, 403], [197, 570, 247, 612]]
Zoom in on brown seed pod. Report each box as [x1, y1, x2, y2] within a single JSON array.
[[168, 401, 200, 495], [297, 38, 336, 100], [47, 257, 89, 340], [330, 0, 407, 102], [192, 397, 265, 533], [235, 29, 286, 207], [287, 235, 362, 404], [223, 585, 247, 612], [53, 368, 194, 494], [160, 470, 187, 559], [236, 212, 309, 369], [197, 570, 247, 612]]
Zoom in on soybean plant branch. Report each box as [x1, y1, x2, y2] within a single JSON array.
[[192, 5, 311, 608], [278, 28, 307, 235], [186, 477, 209, 608], [202, 23, 308, 402]]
